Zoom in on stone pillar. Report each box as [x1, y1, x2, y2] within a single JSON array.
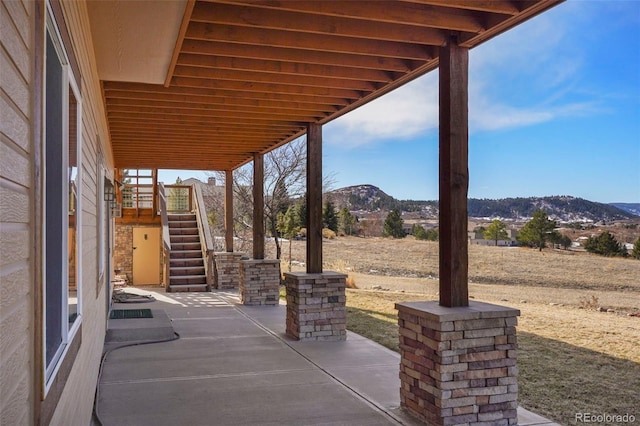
[[213, 252, 243, 289], [395, 301, 519, 426], [284, 272, 346, 341], [239, 259, 280, 305]]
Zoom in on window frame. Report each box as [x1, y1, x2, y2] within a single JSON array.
[[42, 1, 83, 394]]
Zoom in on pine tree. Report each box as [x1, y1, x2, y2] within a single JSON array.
[[277, 205, 301, 271], [632, 236, 640, 260], [517, 210, 557, 251], [383, 209, 405, 238], [483, 220, 509, 246], [339, 207, 356, 236], [585, 231, 626, 257], [413, 224, 428, 240], [323, 200, 339, 232]]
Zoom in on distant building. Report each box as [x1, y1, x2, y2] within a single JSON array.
[[469, 229, 519, 247]]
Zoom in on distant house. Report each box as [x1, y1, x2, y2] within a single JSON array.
[[469, 229, 519, 247]]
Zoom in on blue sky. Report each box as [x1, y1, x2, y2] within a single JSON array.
[[159, 1, 640, 203]]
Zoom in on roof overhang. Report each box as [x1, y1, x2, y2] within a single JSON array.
[[88, 0, 563, 171]]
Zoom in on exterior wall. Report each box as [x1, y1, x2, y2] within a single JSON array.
[[1, 0, 113, 424], [48, 0, 113, 424], [0, 1, 36, 424]]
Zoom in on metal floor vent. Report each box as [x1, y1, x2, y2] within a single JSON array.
[[109, 309, 153, 320]]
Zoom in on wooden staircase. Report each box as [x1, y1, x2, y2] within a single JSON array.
[[167, 213, 208, 292]]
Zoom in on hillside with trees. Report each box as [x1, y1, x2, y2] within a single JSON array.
[[325, 185, 636, 222]]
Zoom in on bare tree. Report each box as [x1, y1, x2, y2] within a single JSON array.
[[209, 137, 335, 259]]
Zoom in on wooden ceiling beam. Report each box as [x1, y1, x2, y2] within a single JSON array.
[[109, 126, 296, 140], [106, 111, 305, 127], [176, 53, 392, 83], [103, 81, 350, 106], [207, 0, 485, 33], [107, 118, 303, 133], [399, 0, 521, 15], [180, 39, 412, 72], [114, 154, 248, 170], [104, 91, 338, 112], [191, 2, 448, 46], [170, 76, 363, 100], [107, 105, 322, 122], [106, 98, 325, 119], [185, 22, 434, 60], [172, 64, 378, 91], [110, 134, 294, 146]]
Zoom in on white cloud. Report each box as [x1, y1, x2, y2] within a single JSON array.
[[326, 2, 607, 145], [326, 74, 438, 147]]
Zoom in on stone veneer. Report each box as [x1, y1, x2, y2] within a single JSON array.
[[395, 301, 520, 426], [114, 224, 133, 280], [284, 272, 346, 341], [239, 259, 280, 305], [214, 252, 243, 289]]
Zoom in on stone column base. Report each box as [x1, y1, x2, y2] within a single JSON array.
[[239, 259, 280, 305], [284, 272, 346, 341], [395, 300, 520, 426], [214, 252, 243, 289]]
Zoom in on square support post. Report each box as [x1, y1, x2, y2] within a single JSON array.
[[224, 169, 234, 252], [396, 301, 520, 425], [439, 36, 469, 307], [253, 153, 264, 260], [306, 123, 322, 274]]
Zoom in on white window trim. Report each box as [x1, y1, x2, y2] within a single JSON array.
[[43, 1, 83, 394]]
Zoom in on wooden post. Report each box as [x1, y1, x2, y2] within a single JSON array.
[[253, 153, 265, 259], [439, 36, 469, 307], [225, 169, 234, 252], [306, 123, 323, 273]]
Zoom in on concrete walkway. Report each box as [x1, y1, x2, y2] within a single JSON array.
[[95, 289, 560, 426]]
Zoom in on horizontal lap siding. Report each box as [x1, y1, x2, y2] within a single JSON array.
[[0, 0, 34, 425], [48, 1, 113, 424]]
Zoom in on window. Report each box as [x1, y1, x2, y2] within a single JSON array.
[[43, 3, 82, 391]]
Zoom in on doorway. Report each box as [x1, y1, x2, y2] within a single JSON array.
[[132, 228, 160, 285]]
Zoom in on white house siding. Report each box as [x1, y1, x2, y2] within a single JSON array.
[[48, 1, 112, 425], [0, 1, 35, 425], [2, 0, 113, 424]]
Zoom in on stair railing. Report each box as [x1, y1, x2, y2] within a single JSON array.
[[192, 183, 215, 290], [158, 183, 172, 288]]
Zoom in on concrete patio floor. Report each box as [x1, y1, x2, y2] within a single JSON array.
[[94, 288, 560, 426]]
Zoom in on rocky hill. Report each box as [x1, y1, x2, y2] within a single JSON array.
[[325, 185, 637, 222]]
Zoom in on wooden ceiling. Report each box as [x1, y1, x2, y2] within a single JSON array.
[[103, 0, 562, 171]]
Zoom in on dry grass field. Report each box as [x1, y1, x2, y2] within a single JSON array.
[[270, 237, 640, 425]]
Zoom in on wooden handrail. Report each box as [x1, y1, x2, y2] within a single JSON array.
[[193, 183, 215, 251], [158, 183, 171, 287], [193, 183, 215, 288]]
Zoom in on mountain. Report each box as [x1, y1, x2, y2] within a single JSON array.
[[325, 185, 638, 222], [610, 203, 640, 216]]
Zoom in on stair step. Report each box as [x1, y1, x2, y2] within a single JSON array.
[[168, 214, 196, 220], [170, 266, 205, 276], [170, 255, 204, 262], [168, 220, 198, 229], [167, 284, 208, 293], [170, 250, 202, 259], [171, 243, 201, 251], [169, 274, 207, 284], [171, 235, 200, 243], [169, 228, 199, 235]]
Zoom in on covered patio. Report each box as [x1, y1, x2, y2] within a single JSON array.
[[95, 289, 558, 425], [88, 1, 564, 423]]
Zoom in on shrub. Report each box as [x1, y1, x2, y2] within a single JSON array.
[[346, 275, 357, 289], [322, 228, 337, 239]]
